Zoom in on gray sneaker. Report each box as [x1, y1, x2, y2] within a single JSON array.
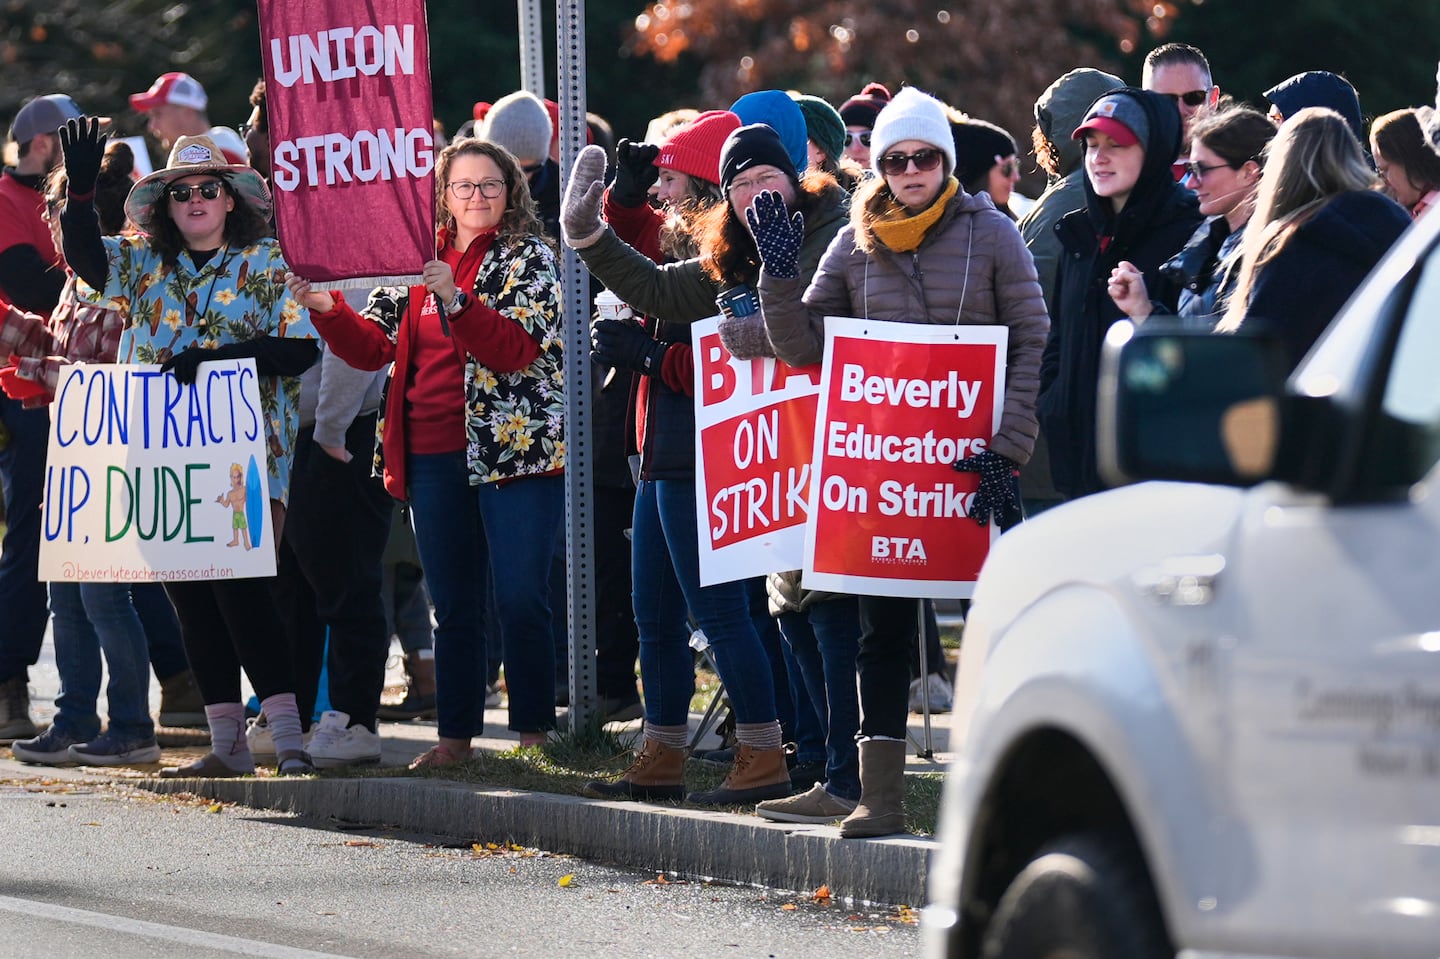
[[69, 731, 162, 765], [12, 726, 85, 765], [755, 783, 858, 824]]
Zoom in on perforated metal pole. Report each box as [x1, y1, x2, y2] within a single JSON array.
[[517, 0, 546, 97], [556, 0, 597, 729]]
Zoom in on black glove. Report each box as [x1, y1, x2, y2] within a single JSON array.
[[59, 116, 108, 196], [612, 138, 661, 208], [161, 337, 319, 384], [591, 318, 668, 376], [745, 190, 804, 279], [953, 450, 1021, 528]]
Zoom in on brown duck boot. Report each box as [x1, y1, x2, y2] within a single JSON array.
[[582, 737, 687, 801], [839, 739, 908, 838], [687, 743, 792, 806], [376, 652, 437, 721]]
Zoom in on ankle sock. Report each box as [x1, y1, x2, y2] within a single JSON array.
[[204, 703, 254, 771], [260, 693, 305, 758], [643, 722, 689, 750], [735, 721, 783, 750]]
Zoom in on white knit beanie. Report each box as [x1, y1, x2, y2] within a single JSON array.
[[869, 87, 957, 176]]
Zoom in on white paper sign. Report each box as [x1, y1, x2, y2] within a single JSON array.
[[39, 360, 277, 582]]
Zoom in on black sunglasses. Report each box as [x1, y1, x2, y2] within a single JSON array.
[[878, 148, 944, 176], [845, 131, 872, 147], [167, 180, 225, 203], [1166, 89, 1210, 108]]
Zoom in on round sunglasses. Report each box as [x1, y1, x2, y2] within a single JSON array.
[[878, 148, 944, 176], [166, 180, 225, 203]]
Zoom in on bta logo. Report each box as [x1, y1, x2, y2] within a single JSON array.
[[871, 536, 927, 562]]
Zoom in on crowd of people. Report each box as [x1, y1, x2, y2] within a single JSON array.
[[0, 43, 1436, 836]]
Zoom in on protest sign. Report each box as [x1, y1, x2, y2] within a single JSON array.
[[692, 318, 822, 586], [258, 0, 435, 286], [802, 318, 1007, 599], [38, 361, 277, 582]]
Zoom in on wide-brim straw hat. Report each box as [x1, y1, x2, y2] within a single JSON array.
[[125, 134, 271, 232]]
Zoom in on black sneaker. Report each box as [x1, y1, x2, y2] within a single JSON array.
[[789, 759, 826, 792], [12, 726, 86, 765]]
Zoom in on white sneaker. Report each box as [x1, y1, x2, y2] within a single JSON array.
[[908, 673, 953, 714], [307, 710, 382, 769], [245, 713, 315, 759]]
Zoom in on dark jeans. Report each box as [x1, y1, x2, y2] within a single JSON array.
[[747, 578, 796, 742], [631, 478, 777, 728], [406, 452, 561, 739], [276, 417, 393, 730], [0, 399, 48, 683], [779, 596, 862, 799], [593, 485, 640, 701], [165, 576, 295, 705]]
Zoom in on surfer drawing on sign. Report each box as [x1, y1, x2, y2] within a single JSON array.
[[217, 463, 251, 550]]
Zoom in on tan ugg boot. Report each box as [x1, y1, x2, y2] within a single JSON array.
[[839, 739, 908, 838], [687, 743, 792, 806], [582, 738, 687, 801]]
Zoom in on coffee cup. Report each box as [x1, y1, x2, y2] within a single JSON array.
[[594, 289, 633, 321], [716, 284, 759, 319]]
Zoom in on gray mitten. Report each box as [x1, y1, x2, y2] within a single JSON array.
[[717, 313, 775, 359], [561, 144, 609, 249]]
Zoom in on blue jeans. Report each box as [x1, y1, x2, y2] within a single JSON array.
[[779, 598, 862, 800], [631, 479, 777, 728], [406, 452, 561, 739], [0, 399, 49, 684], [48, 582, 154, 741]]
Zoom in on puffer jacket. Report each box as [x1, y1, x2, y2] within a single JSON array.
[[1039, 87, 1202, 500], [760, 185, 1050, 466]]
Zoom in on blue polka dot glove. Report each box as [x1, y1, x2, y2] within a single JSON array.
[[745, 190, 804, 279], [953, 450, 1021, 528]]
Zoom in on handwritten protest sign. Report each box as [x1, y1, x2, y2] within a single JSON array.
[[802, 318, 1006, 599], [692, 318, 822, 586], [38, 361, 276, 582], [258, 0, 435, 286]]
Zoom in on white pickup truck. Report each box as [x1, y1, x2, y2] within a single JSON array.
[[923, 207, 1440, 959]]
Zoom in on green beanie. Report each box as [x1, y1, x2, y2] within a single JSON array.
[[790, 93, 846, 165]]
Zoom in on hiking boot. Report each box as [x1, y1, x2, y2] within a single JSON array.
[[307, 710, 382, 769], [756, 783, 859, 824], [157, 670, 206, 728], [69, 731, 162, 765], [0, 676, 38, 743], [377, 652, 438, 720], [687, 743, 792, 806], [12, 726, 83, 765], [582, 738, 686, 801]]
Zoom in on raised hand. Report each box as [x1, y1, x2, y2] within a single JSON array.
[[611, 138, 661, 208], [745, 190, 804, 279], [561, 144, 609, 248], [59, 117, 108, 195]]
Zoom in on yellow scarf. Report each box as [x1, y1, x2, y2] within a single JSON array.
[[872, 178, 959, 253]]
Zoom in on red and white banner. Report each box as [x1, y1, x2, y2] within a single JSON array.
[[802, 318, 1007, 599], [258, 0, 435, 286], [692, 318, 823, 586]]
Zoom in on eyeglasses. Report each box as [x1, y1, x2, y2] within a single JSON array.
[[845, 131, 872, 147], [1165, 90, 1210, 108], [447, 178, 507, 199], [878, 149, 944, 177], [727, 171, 786, 195], [1182, 160, 1234, 182], [167, 181, 225, 203]]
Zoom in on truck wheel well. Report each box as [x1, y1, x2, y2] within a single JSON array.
[[960, 728, 1155, 957]]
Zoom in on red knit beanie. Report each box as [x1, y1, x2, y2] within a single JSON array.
[[653, 110, 742, 186], [840, 82, 893, 129]]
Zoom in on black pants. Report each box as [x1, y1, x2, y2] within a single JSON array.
[[274, 416, 393, 730], [165, 577, 294, 704]]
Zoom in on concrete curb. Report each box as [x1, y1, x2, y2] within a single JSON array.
[[134, 775, 936, 907]]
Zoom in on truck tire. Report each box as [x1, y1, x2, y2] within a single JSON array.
[[980, 833, 1171, 959]]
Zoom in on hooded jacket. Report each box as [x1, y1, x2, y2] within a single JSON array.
[[760, 183, 1050, 466], [1018, 69, 1126, 313], [1236, 189, 1410, 369], [1265, 72, 1367, 151], [1039, 87, 1203, 500]]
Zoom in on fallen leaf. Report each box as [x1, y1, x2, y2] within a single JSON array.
[[207, 803, 223, 813], [812, 885, 832, 904], [81, 821, 101, 827], [343, 840, 377, 848], [781, 903, 797, 911], [558, 873, 575, 887]]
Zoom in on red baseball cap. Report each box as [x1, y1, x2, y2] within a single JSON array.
[[130, 73, 208, 113]]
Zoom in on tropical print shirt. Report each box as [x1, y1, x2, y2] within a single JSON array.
[[82, 235, 314, 504]]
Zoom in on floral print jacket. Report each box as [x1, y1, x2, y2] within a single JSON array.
[[313, 231, 564, 498]]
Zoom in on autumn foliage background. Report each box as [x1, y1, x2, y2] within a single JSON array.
[[1, 0, 1437, 190]]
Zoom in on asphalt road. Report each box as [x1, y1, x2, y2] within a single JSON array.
[[0, 775, 920, 959]]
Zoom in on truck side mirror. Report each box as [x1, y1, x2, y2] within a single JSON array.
[[1098, 320, 1290, 488]]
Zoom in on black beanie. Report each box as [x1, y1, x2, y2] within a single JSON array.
[[950, 117, 1019, 191], [719, 124, 799, 193]]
